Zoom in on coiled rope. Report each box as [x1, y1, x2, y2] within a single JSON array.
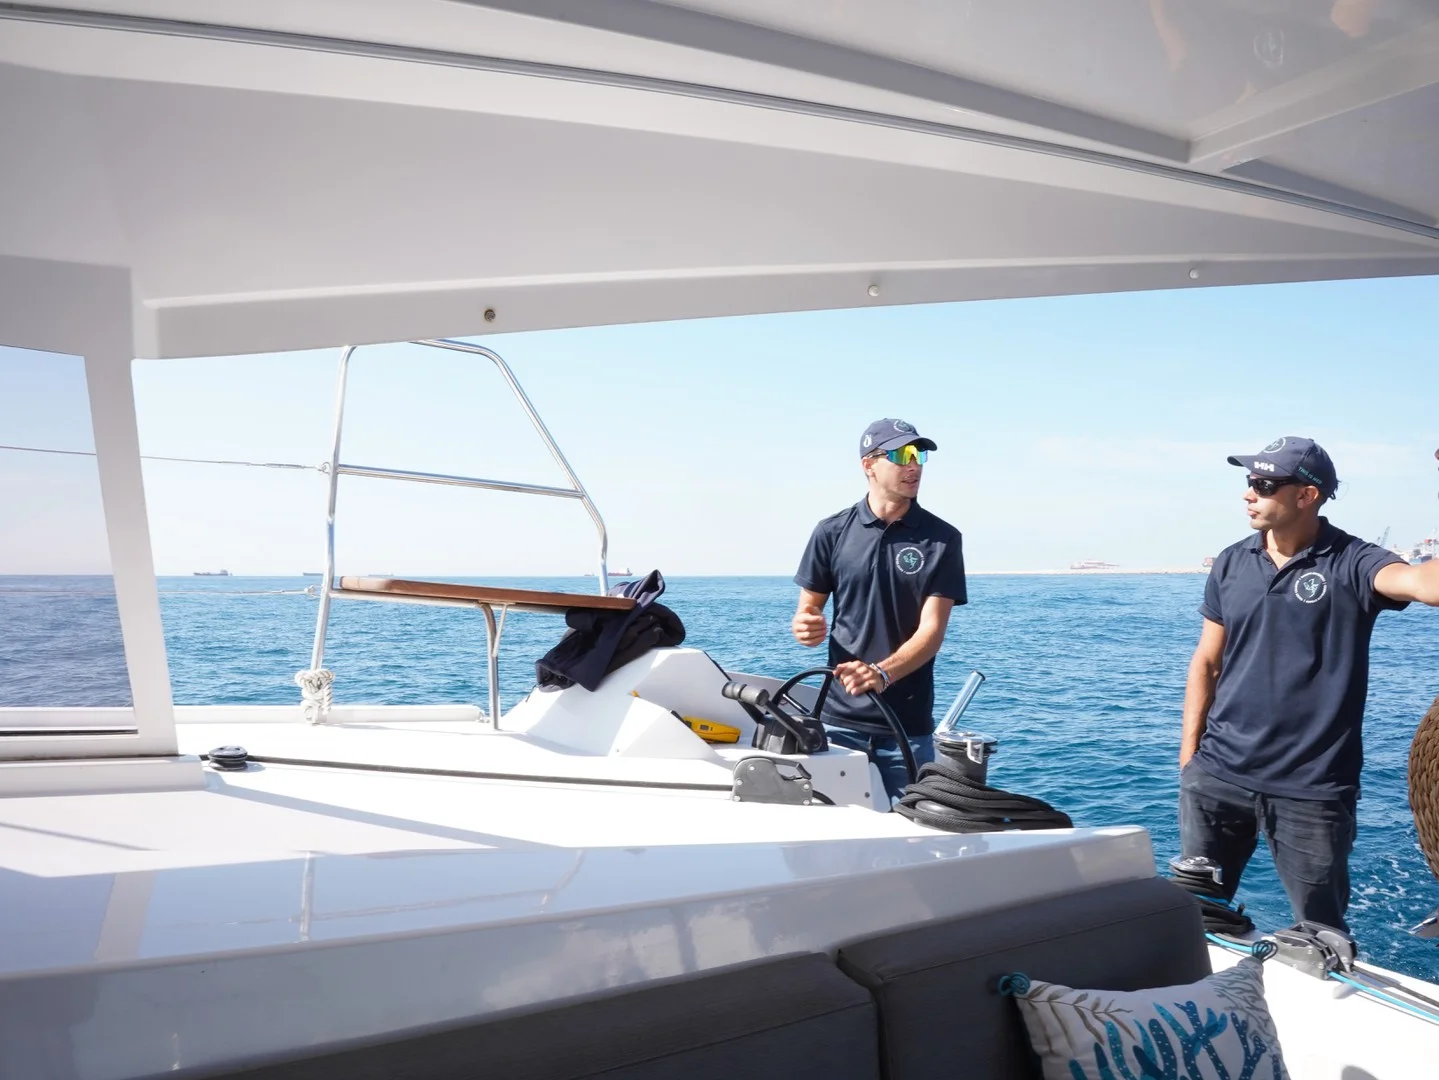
[[894, 756, 1072, 832], [1168, 865, 1257, 935], [1409, 692, 1439, 885], [294, 669, 335, 724]]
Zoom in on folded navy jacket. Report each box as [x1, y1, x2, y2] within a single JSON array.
[[534, 569, 686, 692]]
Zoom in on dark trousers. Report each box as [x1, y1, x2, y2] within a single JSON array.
[[1179, 761, 1357, 931], [826, 727, 935, 804]]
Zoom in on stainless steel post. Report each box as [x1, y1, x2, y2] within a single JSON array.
[[481, 603, 500, 728], [308, 345, 356, 674], [936, 670, 986, 735]]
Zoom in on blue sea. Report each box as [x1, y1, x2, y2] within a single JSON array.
[[4, 573, 1438, 981]]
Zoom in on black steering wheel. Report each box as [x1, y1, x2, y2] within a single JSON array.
[[772, 666, 837, 725], [722, 666, 918, 787]]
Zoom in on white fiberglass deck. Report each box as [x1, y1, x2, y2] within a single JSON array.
[[0, 759, 1150, 1079], [1208, 945, 1439, 1079]]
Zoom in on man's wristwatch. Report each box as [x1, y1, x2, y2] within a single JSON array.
[[868, 662, 891, 690]]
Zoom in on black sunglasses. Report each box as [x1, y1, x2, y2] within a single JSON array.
[[1246, 475, 1301, 497]]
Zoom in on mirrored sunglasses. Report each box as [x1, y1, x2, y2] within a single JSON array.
[[882, 444, 928, 466]]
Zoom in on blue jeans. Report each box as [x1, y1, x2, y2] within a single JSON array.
[[827, 727, 934, 805], [1179, 761, 1357, 931]]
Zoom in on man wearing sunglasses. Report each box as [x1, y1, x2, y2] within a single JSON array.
[[792, 418, 966, 803], [1180, 436, 1439, 930]]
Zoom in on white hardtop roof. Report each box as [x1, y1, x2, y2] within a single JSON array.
[[3, 0, 1438, 359]]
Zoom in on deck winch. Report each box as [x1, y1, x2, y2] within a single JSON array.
[[895, 673, 1073, 833], [931, 670, 997, 783]]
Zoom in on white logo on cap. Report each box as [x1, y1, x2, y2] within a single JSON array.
[[1294, 571, 1327, 604], [1263, 438, 1286, 453], [1253, 461, 1275, 472], [893, 420, 915, 434], [863, 435, 873, 448]]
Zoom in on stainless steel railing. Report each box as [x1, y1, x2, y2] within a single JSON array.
[[306, 339, 611, 724]]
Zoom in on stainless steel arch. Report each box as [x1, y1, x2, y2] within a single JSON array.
[[307, 339, 611, 725]]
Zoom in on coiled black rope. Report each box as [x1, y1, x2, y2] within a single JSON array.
[[1168, 865, 1256, 935], [894, 756, 1072, 832]]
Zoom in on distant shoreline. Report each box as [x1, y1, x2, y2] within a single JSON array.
[[969, 567, 1209, 576]]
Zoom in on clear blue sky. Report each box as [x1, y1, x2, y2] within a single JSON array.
[[3, 275, 1436, 576]]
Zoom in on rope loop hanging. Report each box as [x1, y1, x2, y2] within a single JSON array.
[[294, 668, 335, 724]]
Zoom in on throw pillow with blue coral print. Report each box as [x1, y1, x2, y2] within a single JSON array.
[[1009, 958, 1289, 1080]]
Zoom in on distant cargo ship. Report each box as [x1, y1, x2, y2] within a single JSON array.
[[193, 570, 231, 576], [1069, 560, 1118, 571], [302, 572, 323, 577], [585, 567, 632, 577], [1386, 526, 1437, 565], [1400, 535, 1437, 565]]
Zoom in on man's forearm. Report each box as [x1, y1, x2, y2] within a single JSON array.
[[877, 625, 945, 683], [1180, 658, 1218, 765], [1374, 559, 1439, 606], [834, 598, 955, 698], [1413, 560, 1439, 606]]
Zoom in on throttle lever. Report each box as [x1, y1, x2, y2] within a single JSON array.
[[721, 681, 770, 708]]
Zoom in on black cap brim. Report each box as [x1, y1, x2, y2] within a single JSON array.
[[876, 434, 937, 453]]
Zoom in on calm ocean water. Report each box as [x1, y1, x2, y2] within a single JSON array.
[[4, 573, 1438, 981]]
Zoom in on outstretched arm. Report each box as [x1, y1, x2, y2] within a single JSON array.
[[1181, 618, 1225, 769], [834, 594, 955, 696], [1374, 561, 1439, 607]]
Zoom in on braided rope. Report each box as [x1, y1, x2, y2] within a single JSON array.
[[1409, 692, 1439, 883], [294, 669, 335, 724]]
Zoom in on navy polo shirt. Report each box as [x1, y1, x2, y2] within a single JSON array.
[[1195, 518, 1408, 799], [795, 499, 966, 737]]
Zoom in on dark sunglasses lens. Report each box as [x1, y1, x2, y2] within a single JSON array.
[[1249, 477, 1278, 496]]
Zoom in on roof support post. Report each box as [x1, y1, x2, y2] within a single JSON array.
[[86, 343, 177, 754], [0, 257, 178, 762]]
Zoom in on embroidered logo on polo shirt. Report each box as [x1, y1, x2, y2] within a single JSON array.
[[1294, 571, 1327, 604], [895, 546, 924, 575]]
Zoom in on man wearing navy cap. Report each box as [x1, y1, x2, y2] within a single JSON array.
[[792, 419, 967, 802], [1181, 437, 1439, 929]]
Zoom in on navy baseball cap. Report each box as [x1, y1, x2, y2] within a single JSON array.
[[1227, 436, 1338, 497], [860, 418, 937, 458]]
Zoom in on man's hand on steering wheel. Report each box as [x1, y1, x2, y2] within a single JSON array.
[[835, 659, 887, 696]]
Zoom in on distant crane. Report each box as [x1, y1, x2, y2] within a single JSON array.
[[1377, 526, 1391, 549]]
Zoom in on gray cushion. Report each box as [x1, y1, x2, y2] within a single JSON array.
[[836, 877, 1209, 1080], [198, 952, 879, 1080]]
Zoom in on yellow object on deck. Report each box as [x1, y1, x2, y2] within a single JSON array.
[[680, 716, 741, 744]]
